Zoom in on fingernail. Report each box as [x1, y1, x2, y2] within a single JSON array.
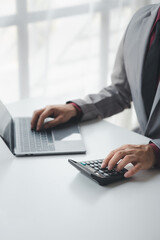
[[108, 165, 111, 170], [124, 172, 129, 178], [101, 164, 104, 168]]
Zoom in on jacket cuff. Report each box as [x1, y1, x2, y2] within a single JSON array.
[[149, 142, 160, 167]]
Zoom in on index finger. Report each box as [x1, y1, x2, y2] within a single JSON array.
[[101, 145, 133, 169], [36, 108, 53, 131], [31, 109, 44, 130], [101, 150, 117, 168]]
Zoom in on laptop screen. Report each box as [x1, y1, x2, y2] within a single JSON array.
[[0, 100, 13, 151]]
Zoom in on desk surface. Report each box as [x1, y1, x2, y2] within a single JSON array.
[[0, 98, 160, 240]]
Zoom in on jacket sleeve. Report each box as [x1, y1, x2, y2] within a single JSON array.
[[70, 36, 132, 122]]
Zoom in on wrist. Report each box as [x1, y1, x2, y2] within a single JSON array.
[[67, 103, 78, 117], [67, 102, 82, 120]]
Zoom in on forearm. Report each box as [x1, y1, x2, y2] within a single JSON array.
[[69, 84, 132, 122]]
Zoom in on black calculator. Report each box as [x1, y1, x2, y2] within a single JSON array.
[[68, 159, 128, 186]]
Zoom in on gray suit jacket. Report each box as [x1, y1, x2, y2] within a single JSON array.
[[72, 4, 160, 149]]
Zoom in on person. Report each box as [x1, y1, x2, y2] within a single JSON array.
[[31, 4, 160, 178]]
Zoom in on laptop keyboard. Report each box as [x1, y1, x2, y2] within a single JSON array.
[[16, 118, 55, 152]]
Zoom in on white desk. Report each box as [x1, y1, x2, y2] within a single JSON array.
[[0, 98, 160, 240]]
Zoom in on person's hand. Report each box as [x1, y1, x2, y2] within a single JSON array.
[[31, 104, 78, 131], [101, 144, 156, 178]]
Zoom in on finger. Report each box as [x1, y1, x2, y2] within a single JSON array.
[[101, 145, 133, 169], [124, 163, 142, 178], [36, 108, 53, 131], [101, 150, 117, 168], [107, 150, 130, 170], [44, 116, 62, 129], [31, 109, 44, 129], [116, 155, 135, 171]]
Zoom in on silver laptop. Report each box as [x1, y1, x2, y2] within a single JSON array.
[[0, 100, 86, 156]]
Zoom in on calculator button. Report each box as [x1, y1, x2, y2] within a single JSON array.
[[104, 173, 110, 177], [86, 161, 90, 165], [95, 172, 101, 176], [90, 161, 94, 164], [94, 160, 98, 163], [94, 167, 99, 170], [80, 162, 87, 166], [94, 163, 98, 167], [90, 164, 94, 168], [98, 159, 103, 163]]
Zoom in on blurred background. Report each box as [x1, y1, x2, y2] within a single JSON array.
[[0, 0, 159, 127]]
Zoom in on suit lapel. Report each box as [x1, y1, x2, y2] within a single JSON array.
[[136, 5, 160, 132], [150, 82, 160, 113]]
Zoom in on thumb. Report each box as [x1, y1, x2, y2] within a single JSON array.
[[44, 116, 62, 129]]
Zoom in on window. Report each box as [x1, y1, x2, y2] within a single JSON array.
[[0, 0, 152, 104]]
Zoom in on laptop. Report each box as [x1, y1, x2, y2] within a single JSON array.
[[0, 100, 86, 156]]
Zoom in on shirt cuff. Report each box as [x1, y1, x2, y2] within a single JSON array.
[[149, 142, 160, 167]]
